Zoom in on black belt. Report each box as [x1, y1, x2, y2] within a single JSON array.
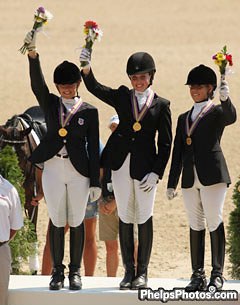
[[56, 154, 69, 159], [0, 241, 7, 247]]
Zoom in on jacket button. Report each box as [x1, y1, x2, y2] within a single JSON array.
[[131, 138, 135, 141], [63, 139, 67, 143]]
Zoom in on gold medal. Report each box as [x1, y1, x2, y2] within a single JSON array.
[[133, 121, 142, 132], [186, 137, 192, 145], [58, 127, 68, 137]]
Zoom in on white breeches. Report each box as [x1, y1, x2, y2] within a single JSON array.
[[111, 154, 157, 224], [182, 168, 227, 232], [42, 157, 90, 227]]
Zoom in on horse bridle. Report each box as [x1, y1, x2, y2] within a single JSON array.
[[0, 137, 27, 144]]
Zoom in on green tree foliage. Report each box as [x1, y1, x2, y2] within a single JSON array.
[[227, 178, 240, 279], [0, 145, 37, 274]]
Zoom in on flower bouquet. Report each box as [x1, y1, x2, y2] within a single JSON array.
[[19, 6, 53, 54], [80, 20, 103, 67], [212, 45, 233, 80]]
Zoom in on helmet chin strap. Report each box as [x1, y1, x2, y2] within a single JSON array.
[[195, 98, 209, 104], [149, 71, 155, 86]]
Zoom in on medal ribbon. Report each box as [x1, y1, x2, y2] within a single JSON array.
[[131, 89, 154, 122], [59, 97, 83, 128], [185, 100, 215, 137]]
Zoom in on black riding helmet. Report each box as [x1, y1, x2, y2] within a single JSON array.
[[126, 52, 156, 85], [185, 64, 217, 88], [53, 61, 81, 84]]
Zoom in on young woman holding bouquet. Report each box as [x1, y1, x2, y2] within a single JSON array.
[[80, 50, 172, 289], [22, 31, 101, 291], [166, 64, 237, 291]]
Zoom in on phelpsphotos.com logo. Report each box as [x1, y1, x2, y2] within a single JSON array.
[[138, 287, 238, 303]]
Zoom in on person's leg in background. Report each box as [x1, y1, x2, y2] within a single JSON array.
[[83, 200, 98, 276], [105, 239, 119, 276], [99, 207, 119, 277], [41, 220, 51, 275]]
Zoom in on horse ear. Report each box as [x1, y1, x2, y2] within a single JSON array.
[[22, 127, 32, 137], [0, 125, 7, 137]]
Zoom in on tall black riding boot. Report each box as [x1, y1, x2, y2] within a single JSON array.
[[185, 228, 207, 292], [69, 223, 85, 290], [132, 217, 153, 290], [49, 220, 65, 290], [208, 222, 225, 290], [119, 219, 135, 290]]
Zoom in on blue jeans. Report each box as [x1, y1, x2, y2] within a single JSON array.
[[85, 200, 98, 219]]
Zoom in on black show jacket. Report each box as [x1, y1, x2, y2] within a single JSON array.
[[167, 98, 237, 189], [82, 69, 172, 181], [28, 55, 100, 187]]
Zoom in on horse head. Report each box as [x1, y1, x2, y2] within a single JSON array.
[[0, 116, 34, 170], [0, 116, 32, 150]]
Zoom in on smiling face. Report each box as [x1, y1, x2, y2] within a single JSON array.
[[56, 81, 80, 99], [189, 84, 214, 103], [129, 73, 151, 92]]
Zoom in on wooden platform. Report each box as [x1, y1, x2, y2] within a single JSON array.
[[8, 275, 240, 305]]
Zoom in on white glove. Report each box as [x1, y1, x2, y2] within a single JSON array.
[[219, 80, 229, 101], [79, 47, 91, 68], [24, 30, 37, 52], [139, 172, 159, 193], [166, 188, 178, 200], [89, 186, 101, 202]]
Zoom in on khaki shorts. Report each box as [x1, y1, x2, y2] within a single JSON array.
[[99, 208, 138, 241], [99, 209, 119, 241]]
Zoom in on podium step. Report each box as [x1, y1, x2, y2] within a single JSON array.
[[8, 275, 240, 305]]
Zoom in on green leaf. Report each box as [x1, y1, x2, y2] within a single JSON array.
[[222, 45, 227, 55]]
